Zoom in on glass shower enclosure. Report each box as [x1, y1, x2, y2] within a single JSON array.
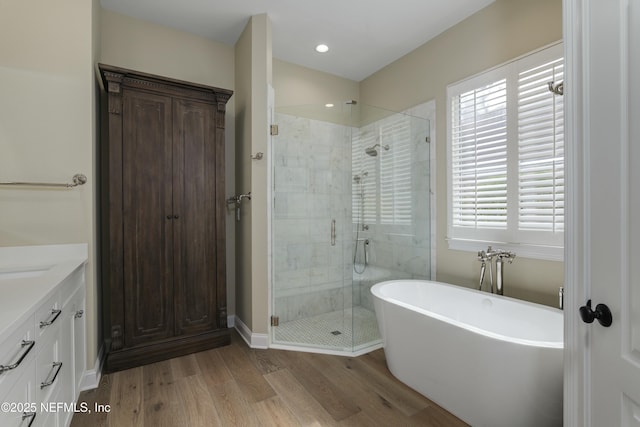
[[270, 101, 431, 355]]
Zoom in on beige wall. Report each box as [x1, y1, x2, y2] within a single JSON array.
[[234, 15, 272, 335], [249, 15, 272, 335], [234, 18, 253, 329], [0, 0, 98, 363], [273, 59, 359, 108], [360, 0, 564, 306], [100, 9, 234, 90], [100, 9, 238, 322]]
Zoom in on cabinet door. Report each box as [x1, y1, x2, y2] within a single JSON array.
[[0, 358, 36, 427], [58, 301, 73, 427], [122, 89, 175, 347], [172, 98, 221, 335], [59, 286, 84, 407]]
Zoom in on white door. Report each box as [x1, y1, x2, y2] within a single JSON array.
[[566, 0, 640, 425]]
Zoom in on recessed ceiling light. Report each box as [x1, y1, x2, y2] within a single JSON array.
[[325, 103, 334, 108], [315, 44, 329, 53]]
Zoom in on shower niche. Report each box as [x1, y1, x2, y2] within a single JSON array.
[[270, 101, 432, 355]]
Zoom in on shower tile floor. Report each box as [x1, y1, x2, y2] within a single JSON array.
[[273, 306, 381, 352]]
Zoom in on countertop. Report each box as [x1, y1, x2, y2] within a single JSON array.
[[0, 244, 88, 342]]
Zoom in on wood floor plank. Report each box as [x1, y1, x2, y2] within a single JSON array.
[[337, 410, 394, 427], [410, 404, 470, 427], [306, 352, 426, 427], [252, 395, 301, 427], [194, 347, 234, 386], [264, 368, 338, 426], [108, 367, 144, 427], [170, 353, 200, 379], [142, 359, 174, 398], [208, 378, 263, 426], [142, 359, 187, 427], [277, 349, 361, 421], [358, 348, 388, 373], [174, 375, 224, 426], [336, 355, 430, 416], [70, 374, 113, 427], [246, 347, 287, 375], [219, 340, 276, 402]]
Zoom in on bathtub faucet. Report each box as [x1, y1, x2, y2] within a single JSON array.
[[477, 246, 516, 295], [495, 251, 516, 295]]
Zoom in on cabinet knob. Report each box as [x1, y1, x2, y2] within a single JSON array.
[[173, 215, 179, 219], [166, 215, 172, 220], [75, 310, 84, 319]]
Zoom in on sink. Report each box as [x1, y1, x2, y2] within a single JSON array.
[[0, 266, 51, 280]]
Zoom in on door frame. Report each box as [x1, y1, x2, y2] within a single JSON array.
[[564, 0, 591, 425]]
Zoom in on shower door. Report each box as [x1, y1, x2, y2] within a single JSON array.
[[270, 104, 354, 352], [270, 101, 432, 355]]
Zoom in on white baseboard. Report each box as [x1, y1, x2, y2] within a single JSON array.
[[79, 346, 104, 392], [233, 315, 268, 349]]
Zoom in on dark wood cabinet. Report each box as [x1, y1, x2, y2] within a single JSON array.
[[98, 64, 232, 372]]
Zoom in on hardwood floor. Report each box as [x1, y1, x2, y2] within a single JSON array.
[[71, 330, 468, 427]]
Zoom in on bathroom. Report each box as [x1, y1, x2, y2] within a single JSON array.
[[1, 0, 636, 425]]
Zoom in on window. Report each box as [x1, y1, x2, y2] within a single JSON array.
[[447, 43, 564, 260]]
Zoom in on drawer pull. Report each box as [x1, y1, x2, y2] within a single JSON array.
[[75, 309, 84, 319], [40, 361, 63, 389], [22, 411, 36, 427], [0, 340, 35, 374], [40, 309, 62, 328]]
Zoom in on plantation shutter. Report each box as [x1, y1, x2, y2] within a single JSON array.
[[380, 115, 412, 225], [450, 79, 508, 231], [447, 43, 564, 258], [517, 59, 564, 233]]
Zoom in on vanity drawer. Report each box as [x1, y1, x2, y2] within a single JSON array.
[[35, 292, 61, 340], [0, 315, 36, 394]]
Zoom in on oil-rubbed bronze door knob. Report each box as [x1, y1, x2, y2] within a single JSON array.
[[579, 299, 613, 327]]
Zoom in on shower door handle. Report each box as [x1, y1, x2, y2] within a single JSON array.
[[331, 219, 336, 246]]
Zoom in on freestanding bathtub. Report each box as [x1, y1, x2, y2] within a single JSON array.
[[371, 280, 563, 427]]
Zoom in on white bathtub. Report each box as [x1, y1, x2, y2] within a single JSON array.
[[371, 280, 563, 427]]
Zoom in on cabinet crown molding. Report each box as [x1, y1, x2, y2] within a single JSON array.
[[98, 63, 233, 104]]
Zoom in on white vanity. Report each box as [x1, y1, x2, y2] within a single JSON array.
[[0, 244, 87, 427]]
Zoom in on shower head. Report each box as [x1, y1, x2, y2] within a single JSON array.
[[365, 143, 390, 157], [365, 147, 378, 157]]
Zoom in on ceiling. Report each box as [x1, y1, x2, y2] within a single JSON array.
[[100, 0, 495, 82]]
